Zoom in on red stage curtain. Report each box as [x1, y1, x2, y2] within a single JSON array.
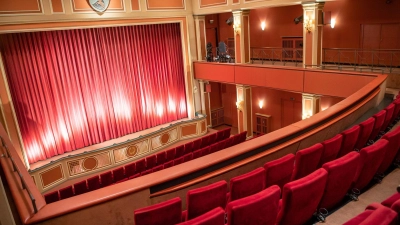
[[0, 23, 187, 164]]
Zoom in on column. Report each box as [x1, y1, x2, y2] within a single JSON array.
[[302, 93, 321, 119], [236, 85, 252, 138], [198, 80, 212, 126], [232, 10, 250, 64], [194, 15, 207, 61], [302, 2, 325, 68]]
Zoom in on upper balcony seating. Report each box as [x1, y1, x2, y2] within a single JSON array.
[[353, 139, 388, 191], [378, 126, 400, 175], [291, 143, 323, 180], [338, 125, 360, 157], [44, 191, 59, 204], [156, 151, 166, 166], [319, 152, 360, 211], [146, 155, 157, 169], [182, 181, 227, 221], [226, 185, 281, 225], [135, 159, 146, 174], [134, 197, 182, 225], [319, 134, 343, 167], [112, 167, 127, 183], [276, 168, 328, 225], [355, 117, 375, 151], [177, 207, 225, 225], [73, 180, 88, 196], [100, 171, 113, 187], [59, 185, 74, 200], [87, 175, 101, 191], [176, 145, 185, 158], [226, 167, 266, 203], [263, 153, 295, 189], [369, 110, 387, 141]]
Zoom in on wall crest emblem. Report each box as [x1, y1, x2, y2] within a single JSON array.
[[88, 0, 110, 13]]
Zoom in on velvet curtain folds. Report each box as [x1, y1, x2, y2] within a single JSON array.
[[0, 23, 187, 164]]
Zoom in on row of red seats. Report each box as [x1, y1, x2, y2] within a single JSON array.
[[43, 128, 247, 204], [133, 97, 400, 225], [344, 187, 400, 225]]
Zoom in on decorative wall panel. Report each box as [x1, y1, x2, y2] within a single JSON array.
[[72, 0, 125, 12], [147, 0, 185, 10], [199, 0, 227, 8], [51, 0, 64, 13], [39, 164, 64, 188], [131, 0, 140, 10], [0, 0, 42, 14]]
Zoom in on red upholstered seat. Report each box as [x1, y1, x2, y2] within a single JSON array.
[[176, 145, 185, 158], [226, 185, 281, 225], [264, 154, 295, 189], [135, 159, 146, 174], [183, 153, 193, 162], [183, 142, 193, 155], [140, 169, 152, 176], [337, 125, 360, 158], [200, 146, 210, 156], [59, 185, 74, 200], [156, 151, 166, 165], [291, 143, 323, 180], [177, 207, 225, 225], [216, 129, 225, 142], [236, 131, 247, 144], [355, 117, 375, 151], [382, 192, 400, 208], [392, 99, 400, 124], [319, 152, 360, 210], [369, 110, 387, 141], [276, 168, 328, 225], [166, 148, 176, 162], [200, 135, 210, 148], [193, 149, 202, 159], [124, 162, 136, 177], [353, 139, 388, 191], [145, 155, 157, 169], [73, 180, 88, 196], [100, 171, 114, 187], [152, 165, 164, 172], [87, 175, 101, 191], [343, 206, 398, 225], [174, 156, 184, 166], [378, 126, 400, 174], [319, 134, 343, 167], [209, 143, 219, 154], [163, 161, 174, 169], [222, 128, 231, 139], [208, 133, 217, 145], [44, 191, 59, 204], [219, 139, 228, 150], [227, 167, 266, 203], [183, 180, 228, 220], [112, 167, 126, 183], [192, 139, 202, 152], [134, 197, 182, 225], [382, 103, 395, 131], [128, 173, 141, 180], [225, 136, 234, 148]]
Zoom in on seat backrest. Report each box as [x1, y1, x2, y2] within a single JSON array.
[[223, 128, 231, 140], [183, 153, 193, 162], [200, 146, 210, 156], [152, 165, 164, 172], [134, 197, 182, 225], [135, 159, 146, 174], [176, 145, 185, 158], [174, 156, 184, 166], [353, 139, 388, 191], [216, 130, 225, 142], [166, 148, 176, 162], [291, 143, 324, 180], [319, 134, 343, 167], [124, 162, 136, 177], [338, 125, 360, 158], [163, 161, 174, 169], [184, 142, 194, 155], [264, 154, 295, 189], [73, 180, 88, 196], [140, 169, 152, 176], [200, 135, 210, 148], [319, 152, 360, 210], [378, 126, 400, 174], [228, 167, 266, 202], [156, 151, 166, 165], [59, 185, 74, 200], [226, 185, 281, 225], [177, 207, 225, 225], [382, 103, 395, 131], [392, 99, 400, 124], [87, 175, 101, 191], [343, 207, 398, 225], [44, 191, 59, 204], [382, 192, 400, 208], [276, 168, 328, 225], [209, 143, 219, 154], [237, 131, 247, 143], [186, 181, 227, 220], [370, 110, 387, 141], [355, 117, 375, 151], [391, 199, 400, 214], [192, 139, 202, 152], [112, 167, 126, 183], [193, 149, 202, 159], [146, 155, 157, 169], [208, 133, 217, 145], [225, 137, 234, 148], [100, 171, 113, 187]]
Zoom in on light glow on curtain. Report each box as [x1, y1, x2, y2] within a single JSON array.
[[1, 23, 187, 164]]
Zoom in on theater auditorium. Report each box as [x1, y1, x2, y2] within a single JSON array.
[[0, 0, 400, 224]]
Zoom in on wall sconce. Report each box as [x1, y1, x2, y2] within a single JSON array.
[[233, 20, 241, 34], [209, 19, 214, 24], [330, 18, 336, 28], [261, 22, 266, 31], [236, 101, 244, 111], [304, 15, 313, 33], [259, 100, 264, 109]]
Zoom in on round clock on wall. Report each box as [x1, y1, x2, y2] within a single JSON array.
[[88, 0, 110, 12]]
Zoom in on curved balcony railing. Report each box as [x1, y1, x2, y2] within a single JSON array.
[[250, 47, 303, 66]]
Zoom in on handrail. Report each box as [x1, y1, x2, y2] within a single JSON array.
[[250, 47, 303, 66], [1, 136, 38, 213]]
